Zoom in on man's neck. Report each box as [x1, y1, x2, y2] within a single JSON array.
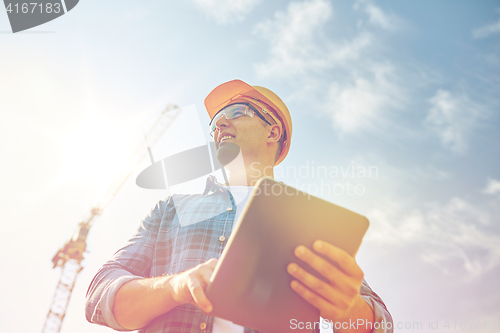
[[224, 156, 274, 187]]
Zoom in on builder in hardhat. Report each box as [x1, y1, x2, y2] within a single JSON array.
[[205, 80, 390, 331], [86, 80, 391, 333]]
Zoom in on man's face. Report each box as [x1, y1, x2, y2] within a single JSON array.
[[212, 106, 270, 163]]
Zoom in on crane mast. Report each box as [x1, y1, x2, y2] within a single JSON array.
[[41, 104, 181, 333]]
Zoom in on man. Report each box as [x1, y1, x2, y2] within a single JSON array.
[[86, 79, 392, 332]]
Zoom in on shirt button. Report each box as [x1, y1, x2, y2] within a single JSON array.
[[227, 207, 233, 211], [200, 322, 207, 330], [219, 235, 226, 242]]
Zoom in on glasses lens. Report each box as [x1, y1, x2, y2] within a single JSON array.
[[224, 104, 249, 118], [209, 104, 251, 136]]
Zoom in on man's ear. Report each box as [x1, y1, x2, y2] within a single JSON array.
[[267, 124, 282, 144]]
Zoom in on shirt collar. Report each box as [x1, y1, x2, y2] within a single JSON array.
[[202, 175, 226, 196]]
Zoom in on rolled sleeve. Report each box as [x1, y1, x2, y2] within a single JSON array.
[[324, 279, 392, 333], [86, 269, 143, 331], [361, 296, 393, 333], [102, 274, 144, 330], [360, 279, 393, 333], [85, 199, 167, 330]]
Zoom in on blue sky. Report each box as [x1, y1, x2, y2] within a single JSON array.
[[1, 1, 500, 332]]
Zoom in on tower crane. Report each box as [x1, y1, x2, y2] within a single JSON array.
[[41, 104, 181, 333]]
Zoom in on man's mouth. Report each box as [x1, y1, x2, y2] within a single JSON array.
[[219, 134, 235, 142]]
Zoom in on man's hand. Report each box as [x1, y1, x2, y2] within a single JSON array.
[[114, 258, 218, 330], [287, 240, 374, 332], [168, 258, 218, 313]]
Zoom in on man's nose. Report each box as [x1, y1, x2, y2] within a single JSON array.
[[215, 115, 230, 131]]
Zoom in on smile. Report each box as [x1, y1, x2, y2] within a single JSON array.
[[219, 135, 235, 142]]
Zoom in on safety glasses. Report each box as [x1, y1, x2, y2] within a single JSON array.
[[209, 103, 272, 137]]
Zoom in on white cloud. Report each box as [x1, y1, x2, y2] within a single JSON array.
[[354, 0, 395, 30], [325, 62, 400, 133], [329, 32, 372, 63], [472, 11, 500, 39], [367, 195, 500, 280], [254, 0, 333, 78], [424, 89, 485, 154], [254, 0, 405, 134], [191, 0, 262, 24], [254, 0, 383, 78], [484, 178, 500, 195]]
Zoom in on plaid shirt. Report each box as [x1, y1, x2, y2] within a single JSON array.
[[85, 176, 392, 333]]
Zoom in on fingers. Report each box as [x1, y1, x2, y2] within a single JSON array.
[[287, 262, 342, 306], [196, 258, 218, 285], [289, 279, 348, 320], [187, 259, 218, 312], [295, 242, 363, 281], [171, 259, 218, 313], [313, 241, 363, 277], [290, 279, 332, 311], [287, 241, 365, 322], [204, 258, 218, 269], [187, 277, 212, 313]]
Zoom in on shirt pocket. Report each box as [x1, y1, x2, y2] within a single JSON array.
[[176, 204, 231, 228]]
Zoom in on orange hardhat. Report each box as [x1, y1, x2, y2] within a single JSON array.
[[204, 79, 292, 165]]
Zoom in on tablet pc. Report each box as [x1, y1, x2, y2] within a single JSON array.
[[205, 178, 369, 332]]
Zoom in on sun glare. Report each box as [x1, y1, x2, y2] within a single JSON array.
[[55, 112, 145, 196]]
